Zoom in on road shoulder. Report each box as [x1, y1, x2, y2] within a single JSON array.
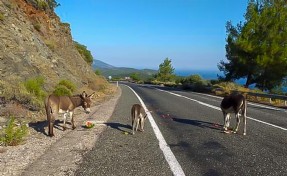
[[0, 87, 121, 176]]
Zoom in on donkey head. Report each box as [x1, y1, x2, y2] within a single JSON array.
[[80, 91, 95, 113]]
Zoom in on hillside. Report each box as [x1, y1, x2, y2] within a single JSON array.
[[0, 0, 114, 121], [93, 59, 157, 80]]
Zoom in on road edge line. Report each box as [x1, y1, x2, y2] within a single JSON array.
[[156, 88, 287, 132], [125, 85, 186, 176]]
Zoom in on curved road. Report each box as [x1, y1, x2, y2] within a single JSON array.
[[75, 83, 287, 176]]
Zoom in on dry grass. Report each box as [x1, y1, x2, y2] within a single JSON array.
[[44, 39, 56, 51], [212, 82, 287, 107], [212, 82, 250, 96]]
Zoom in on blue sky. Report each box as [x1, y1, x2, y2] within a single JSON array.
[[55, 0, 248, 71]]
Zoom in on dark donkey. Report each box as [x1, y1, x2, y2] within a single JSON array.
[[45, 91, 95, 137], [220, 93, 247, 135]]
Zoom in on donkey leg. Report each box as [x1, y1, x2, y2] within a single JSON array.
[[49, 113, 56, 136], [233, 113, 240, 133], [70, 112, 76, 130], [140, 117, 145, 132], [243, 115, 247, 135], [223, 113, 230, 131], [223, 112, 227, 131], [132, 118, 138, 135], [63, 113, 68, 131], [135, 118, 140, 132]]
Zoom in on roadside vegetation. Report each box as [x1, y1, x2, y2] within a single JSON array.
[[0, 77, 78, 146], [53, 79, 76, 96], [26, 0, 60, 11], [219, 0, 287, 91], [74, 41, 93, 65], [0, 117, 28, 146]]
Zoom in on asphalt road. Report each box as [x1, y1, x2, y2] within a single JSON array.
[[76, 83, 287, 176]]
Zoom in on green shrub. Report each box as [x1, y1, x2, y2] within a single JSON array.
[[33, 23, 41, 32], [0, 13, 4, 21], [212, 82, 249, 96], [0, 80, 43, 111], [95, 69, 101, 76], [53, 80, 76, 96], [74, 41, 93, 65], [53, 85, 72, 96], [0, 117, 28, 146], [24, 76, 46, 101], [44, 40, 56, 51], [36, 0, 48, 10], [58, 80, 76, 92]]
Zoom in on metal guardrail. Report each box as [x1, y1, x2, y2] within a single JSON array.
[[233, 91, 287, 105], [246, 92, 287, 101]]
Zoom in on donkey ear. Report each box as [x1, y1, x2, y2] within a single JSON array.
[[82, 91, 88, 98], [88, 92, 95, 98]]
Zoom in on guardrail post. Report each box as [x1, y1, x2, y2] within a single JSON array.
[[269, 98, 272, 104], [285, 101, 287, 106]]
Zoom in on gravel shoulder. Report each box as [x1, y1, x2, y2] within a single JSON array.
[[0, 88, 121, 176]]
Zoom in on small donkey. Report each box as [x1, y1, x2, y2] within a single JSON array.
[[131, 104, 147, 135], [45, 91, 95, 137], [220, 94, 247, 135]]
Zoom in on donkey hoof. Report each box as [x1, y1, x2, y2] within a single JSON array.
[[49, 134, 54, 137], [224, 130, 231, 134], [63, 128, 66, 131], [72, 126, 76, 130]]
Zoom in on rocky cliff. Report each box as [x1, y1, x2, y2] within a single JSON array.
[[0, 0, 106, 92]]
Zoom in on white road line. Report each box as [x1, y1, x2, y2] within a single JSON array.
[[125, 85, 186, 176], [185, 90, 287, 112], [156, 89, 287, 132]]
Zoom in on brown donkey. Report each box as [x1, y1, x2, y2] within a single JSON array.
[[45, 91, 95, 137]]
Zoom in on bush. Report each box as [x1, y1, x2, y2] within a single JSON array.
[[0, 13, 4, 21], [74, 41, 93, 65], [58, 80, 76, 92], [44, 40, 56, 51], [33, 22, 41, 32], [0, 117, 28, 146], [53, 80, 76, 96], [24, 76, 46, 101], [0, 80, 43, 111], [53, 85, 72, 96], [36, 0, 48, 10], [95, 69, 101, 76], [212, 82, 249, 96]]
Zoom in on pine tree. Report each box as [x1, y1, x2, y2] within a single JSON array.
[[156, 58, 175, 82], [218, 0, 287, 90]]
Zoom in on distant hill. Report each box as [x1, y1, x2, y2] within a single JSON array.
[[93, 60, 157, 80], [93, 60, 115, 69]]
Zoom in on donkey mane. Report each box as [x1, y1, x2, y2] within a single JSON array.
[[69, 95, 84, 106]]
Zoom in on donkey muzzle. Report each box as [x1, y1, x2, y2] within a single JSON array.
[[85, 108, 91, 114]]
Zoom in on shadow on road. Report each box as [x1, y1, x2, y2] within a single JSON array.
[[105, 122, 132, 133], [172, 117, 222, 131], [29, 119, 68, 136]]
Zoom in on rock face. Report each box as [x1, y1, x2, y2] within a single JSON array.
[[0, 0, 103, 91]]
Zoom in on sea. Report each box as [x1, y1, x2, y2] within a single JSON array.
[[175, 69, 246, 85], [175, 69, 222, 80]]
